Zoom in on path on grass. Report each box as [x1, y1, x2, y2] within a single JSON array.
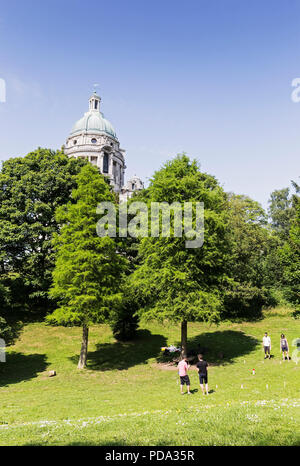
[[1, 398, 299, 431]]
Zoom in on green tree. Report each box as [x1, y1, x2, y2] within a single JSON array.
[[131, 155, 229, 357], [0, 148, 86, 316], [47, 164, 127, 368], [264, 180, 300, 305], [268, 188, 295, 239], [224, 194, 275, 317], [109, 280, 139, 341], [279, 193, 300, 315]]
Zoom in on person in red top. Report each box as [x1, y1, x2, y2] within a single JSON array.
[[178, 357, 191, 395]]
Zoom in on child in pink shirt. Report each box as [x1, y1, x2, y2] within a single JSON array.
[[178, 357, 191, 395]]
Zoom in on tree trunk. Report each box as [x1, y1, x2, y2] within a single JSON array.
[[181, 320, 188, 358], [78, 324, 89, 369]]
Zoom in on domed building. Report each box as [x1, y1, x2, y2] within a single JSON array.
[[119, 175, 145, 202], [64, 92, 126, 192]]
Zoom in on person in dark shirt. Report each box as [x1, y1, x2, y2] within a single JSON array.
[[196, 354, 209, 395]]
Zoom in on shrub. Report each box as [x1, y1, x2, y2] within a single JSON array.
[[110, 290, 139, 341], [223, 283, 267, 319]]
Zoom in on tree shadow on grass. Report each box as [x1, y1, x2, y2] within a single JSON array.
[[184, 330, 259, 365], [66, 439, 183, 446], [24, 439, 179, 446], [69, 329, 167, 371], [0, 352, 47, 387]]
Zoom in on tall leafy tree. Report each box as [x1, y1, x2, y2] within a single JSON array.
[[268, 187, 295, 239], [224, 194, 274, 317], [130, 155, 229, 357], [47, 164, 127, 368], [265, 181, 299, 304], [278, 190, 300, 315], [0, 148, 86, 315]]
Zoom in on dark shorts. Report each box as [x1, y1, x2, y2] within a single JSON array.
[[264, 346, 270, 354], [180, 375, 190, 386], [199, 374, 208, 384], [281, 346, 288, 352]]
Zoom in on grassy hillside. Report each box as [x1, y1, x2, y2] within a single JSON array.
[[0, 308, 299, 446]]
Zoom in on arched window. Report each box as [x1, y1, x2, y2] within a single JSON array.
[[103, 153, 109, 173]]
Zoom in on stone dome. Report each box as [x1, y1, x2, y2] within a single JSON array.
[[70, 92, 117, 139], [70, 111, 117, 138]]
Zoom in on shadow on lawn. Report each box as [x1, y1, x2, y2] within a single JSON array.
[[61, 437, 299, 446], [25, 439, 176, 446], [69, 329, 167, 371], [24, 433, 300, 446], [186, 330, 260, 365], [0, 352, 47, 387]]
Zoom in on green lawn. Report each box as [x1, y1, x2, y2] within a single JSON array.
[[0, 308, 299, 446]]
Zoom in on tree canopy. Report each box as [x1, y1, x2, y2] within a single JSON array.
[[130, 155, 230, 355], [278, 193, 300, 315], [0, 148, 86, 317], [223, 193, 275, 317], [0, 146, 299, 360], [46, 163, 128, 368]]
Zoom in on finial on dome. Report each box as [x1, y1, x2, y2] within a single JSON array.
[[93, 83, 99, 94]]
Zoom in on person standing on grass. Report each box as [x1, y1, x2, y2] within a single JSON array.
[[280, 334, 289, 361], [263, 332, 271, 359], [196, 354, 209, 395], [178, 357, 191, 395]]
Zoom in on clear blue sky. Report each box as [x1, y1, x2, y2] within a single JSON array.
[[0, 0, 300, 209]]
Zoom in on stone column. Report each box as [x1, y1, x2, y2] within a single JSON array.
[[109, 155, 114, 176], [97, 153, 102, 170]]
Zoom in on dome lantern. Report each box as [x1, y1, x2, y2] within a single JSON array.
[[89, 91, 101, 112]]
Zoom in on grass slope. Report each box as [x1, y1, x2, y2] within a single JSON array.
[[0, 308, 299, 446]]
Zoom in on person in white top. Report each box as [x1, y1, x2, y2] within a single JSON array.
[[263, 332, 271, 359]]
